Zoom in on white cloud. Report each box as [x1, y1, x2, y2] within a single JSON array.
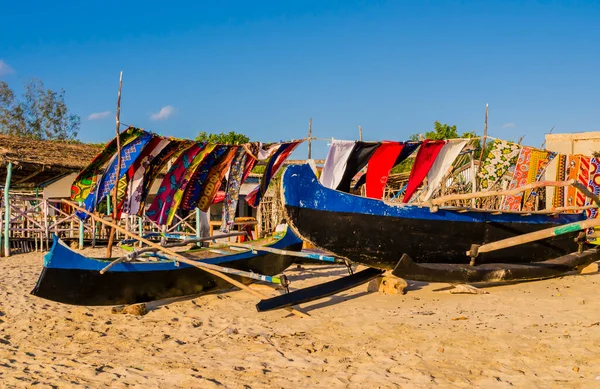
[[0, 60, 15, 76], [87, 111, 111, 120], [150, 105, 175, 121], [502, 122, 516, 128]]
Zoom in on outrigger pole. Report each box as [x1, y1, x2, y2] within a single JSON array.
[[107, 71, 123, 258], [62, 199, 310, 319]]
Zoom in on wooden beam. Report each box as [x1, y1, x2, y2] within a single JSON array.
[[14, 166, 45, 185]]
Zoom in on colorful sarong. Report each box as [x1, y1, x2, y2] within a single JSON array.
[[71, 127, 144, 202], [552, 154, 567, 208], [220, 148, 248, 232], [146, 143, 206, 225], [364, 142, 404, 199], [477, 140, 522, 190], [181, 146, 229, 211], [197, 147, 239, 212], [246, 141, 302, 207], [402, 140, 446, 203], [165, 144, 218, 225], [565, 155, 591, 208], [501, 148, 556, 211]]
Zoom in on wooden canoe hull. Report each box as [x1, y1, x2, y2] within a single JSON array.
[[31, 231, 302, 306], [282, 164, 585, 269]]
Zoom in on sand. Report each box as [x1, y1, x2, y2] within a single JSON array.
[[2, 250, 600, 389]]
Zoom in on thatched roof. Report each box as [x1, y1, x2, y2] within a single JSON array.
[[0, 134, 103, 188]]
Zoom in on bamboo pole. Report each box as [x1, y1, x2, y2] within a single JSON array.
[[62, 199, 309, 319], [107, 71, 123, 258], [358, 125, 363, 141], [468, 217, 600, 257], [475, 104, 488, 192], [4, 162, 12, 257]]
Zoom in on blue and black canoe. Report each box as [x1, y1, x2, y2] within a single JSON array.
[[281, 164, 600, 282], [31, 229, 302, 306]]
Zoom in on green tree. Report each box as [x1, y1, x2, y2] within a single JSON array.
[[0, 79, 80, 140], [196, 130, 249, 144]]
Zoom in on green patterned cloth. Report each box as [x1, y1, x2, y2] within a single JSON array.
[[477, 140, 522, 190]]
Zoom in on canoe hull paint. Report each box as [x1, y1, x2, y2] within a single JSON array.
[[31, 231, 302, 306], [282, 164, 585, 268]]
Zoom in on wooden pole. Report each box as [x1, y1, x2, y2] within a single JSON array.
[[107, 71, 123, 257], [475, 104, 488, 191], [62, 199, 309, 319], [78, 202, 84, 250], [358, 125, 363, 141], [307, 118, 312, 159], [4, 162, 12, 257]]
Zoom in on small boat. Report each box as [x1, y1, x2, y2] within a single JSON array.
[[31, 229, 302, 306], [281, 164, 590, 269]]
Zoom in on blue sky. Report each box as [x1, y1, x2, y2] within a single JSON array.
[[2, 0, 600, 158]]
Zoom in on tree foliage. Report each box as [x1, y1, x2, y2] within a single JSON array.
[[0, 79, 80, 140], [196, 130, 249, 144]]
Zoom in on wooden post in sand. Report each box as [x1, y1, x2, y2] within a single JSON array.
[[62, 199, 310, 319], [3, 162, 12, 257], [107, 71, 123, 257]]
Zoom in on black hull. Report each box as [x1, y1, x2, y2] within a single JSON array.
[[285, 205, 582, 269], [32, 246, 301, 306]]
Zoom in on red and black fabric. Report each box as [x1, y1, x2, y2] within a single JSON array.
[[335, 142, 381, 193], [402, 140, 446, 203], [364, 142, 405, 199]]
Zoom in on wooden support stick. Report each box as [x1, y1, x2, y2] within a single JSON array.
[[62, 200, 309, 319], [107, 71, 123, 258], [468, 217, 600, 257], [307, 118, 312, 159], [427, 179, 577, 206], [227, 242, 341, 263]]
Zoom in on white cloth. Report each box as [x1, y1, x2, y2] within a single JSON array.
[[422, 139, 468, 201], [320, 140, 355, 189]]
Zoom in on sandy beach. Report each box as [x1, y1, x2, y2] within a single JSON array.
[[2, 250, 600, 388]]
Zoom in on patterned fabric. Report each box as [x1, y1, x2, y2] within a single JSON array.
[[402, 140, 446, 203], [246, 141, 302, 207], [122, 138, 171, 215], [586, 158, 600, 218], [71, 127, 144, 202], [565, 155, 591, 208], [477, 140, 522, 190], [552, 154, 567, 208], [197, 147, 239, 212], [165, 144, 217, 225], [501, 147, 556, 211], [135, 140, 192, 216], [78, 132, 153, 219], [180, 146, 229, 211], [220, 148, 247, 232], [146, 143, 207, 225]]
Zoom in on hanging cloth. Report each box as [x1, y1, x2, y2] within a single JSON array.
[[135, 140, 192, 216], [165, 144, 218, 225], [320, 140, 355, 189], [246, 141, 302, 207], [477, 140, 522, 190], [501, 147, 556, 211], [422, 139, 468, 201], [336, 142, 381, 193], [364, 142, 404, 199], [78, 132, 153, 219], [71, 127, 144, 202], [180, 146, 230, 211], [220, 148, 248, 232], [122, 138, 171, 215], [402, 140, 446, 203], [564, 155, 591, 208], [146, 143, 207, 225], [552, 154, 567, 208], [196, 147, 239, 212]]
